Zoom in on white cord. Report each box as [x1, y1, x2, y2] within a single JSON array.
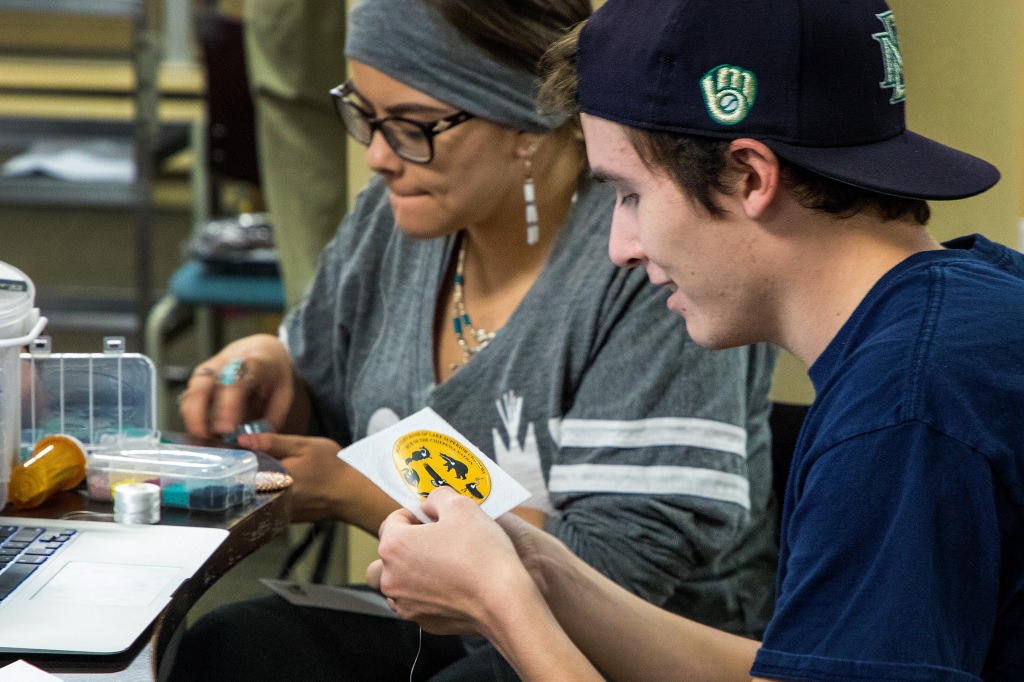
[[409, 625, 423, 682]]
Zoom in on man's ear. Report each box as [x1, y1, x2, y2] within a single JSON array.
[[727, 138, 781, 219]]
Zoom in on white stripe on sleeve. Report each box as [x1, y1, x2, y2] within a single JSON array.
[[548, 464, 750, 509], [552, 417, 747, 458]]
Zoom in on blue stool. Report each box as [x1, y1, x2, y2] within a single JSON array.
[[145, 260, 285, 430]]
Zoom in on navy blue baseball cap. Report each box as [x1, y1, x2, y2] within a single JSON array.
[[577, 0, 999, 200]]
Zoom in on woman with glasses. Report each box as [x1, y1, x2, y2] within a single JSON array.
[[169, 0, 778, 679]]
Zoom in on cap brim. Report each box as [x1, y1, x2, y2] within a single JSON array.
[[764, 130, 1000, 200]]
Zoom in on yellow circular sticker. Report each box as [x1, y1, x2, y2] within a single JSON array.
[[392, 430, 491, 504]]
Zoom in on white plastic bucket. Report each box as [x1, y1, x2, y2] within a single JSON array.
[[0, 261, 47, 510]]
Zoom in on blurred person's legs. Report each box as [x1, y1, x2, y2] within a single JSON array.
[[244, 0, 348, 308], [166, 594, 469, 681]]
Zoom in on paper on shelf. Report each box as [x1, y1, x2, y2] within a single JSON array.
[[338, 407, 530, 523], [1, 138, 134, 184]]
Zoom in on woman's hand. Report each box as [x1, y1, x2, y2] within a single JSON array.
[[178, 334, 309, 439], [238, 431, 399, 530], [238, 432, 349, 523]]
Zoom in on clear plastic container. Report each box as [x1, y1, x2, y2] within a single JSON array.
[[20, 336, 159, 454], [85, 444, 257, 511]]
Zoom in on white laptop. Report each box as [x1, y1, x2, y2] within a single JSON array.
[[0, 515, 227, 655]]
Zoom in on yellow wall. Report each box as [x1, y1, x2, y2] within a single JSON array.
[[890, 0, 1023, 248], [772, 1, 1024, 404]]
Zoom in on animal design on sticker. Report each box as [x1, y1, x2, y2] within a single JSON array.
[[422, 463, 450, 489], [401, 467, 420, 486], [392, 430, 491, 504], [439, 453, 469, 479], [405, 446, 431, 464]]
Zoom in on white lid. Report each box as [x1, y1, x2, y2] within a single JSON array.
[[0, 261, 35, 335], [87, 444, 258, 479]]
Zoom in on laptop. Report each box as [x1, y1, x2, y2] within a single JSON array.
[[0, 515, 228, 655]]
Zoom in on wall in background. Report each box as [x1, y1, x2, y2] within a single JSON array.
[[769, 0, 1023, 404]]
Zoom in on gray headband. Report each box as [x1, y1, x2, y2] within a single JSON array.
[[345, 0, 563, 133]]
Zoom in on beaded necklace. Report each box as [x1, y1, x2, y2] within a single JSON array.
[[451, 233, 496, 370]]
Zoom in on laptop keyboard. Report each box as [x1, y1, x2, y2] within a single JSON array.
[[0, 525, 77, 601]]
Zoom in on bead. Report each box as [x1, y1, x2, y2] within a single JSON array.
[[451, 232, 496, 370]]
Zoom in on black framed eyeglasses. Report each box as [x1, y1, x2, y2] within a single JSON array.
[[329, 81, 475, 164]]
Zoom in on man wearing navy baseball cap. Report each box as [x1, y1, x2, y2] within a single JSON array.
[[367, 1, 1024, 680]]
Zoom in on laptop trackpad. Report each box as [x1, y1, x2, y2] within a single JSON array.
[[31, 562, 179, 607]]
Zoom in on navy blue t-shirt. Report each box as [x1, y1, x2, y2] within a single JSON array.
[[752, 235, 1024, 681]]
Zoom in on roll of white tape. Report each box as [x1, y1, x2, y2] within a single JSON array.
[[114, 482, 161, 524]]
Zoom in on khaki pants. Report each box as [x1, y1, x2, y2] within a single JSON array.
[[243, 0, 349, 308]]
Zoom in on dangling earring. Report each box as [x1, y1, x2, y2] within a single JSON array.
[[523, 156, 539, 246]]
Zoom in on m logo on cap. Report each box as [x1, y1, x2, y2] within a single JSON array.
[[872, 11, 905, 104], [700, 65, 757, 126]]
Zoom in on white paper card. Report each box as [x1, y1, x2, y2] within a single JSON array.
[[338, 407, 530, 523], [0, 660, 61, 681], [261, 579, 397, 619]]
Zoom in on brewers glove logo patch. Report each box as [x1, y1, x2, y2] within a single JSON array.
[[392, 430, 492, 503], [701, 64, 757, 125]]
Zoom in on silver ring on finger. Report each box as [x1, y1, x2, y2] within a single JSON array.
[[218, 359, 247, 386]]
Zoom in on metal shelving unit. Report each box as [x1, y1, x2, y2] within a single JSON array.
[[0, 0, 190, 345]]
